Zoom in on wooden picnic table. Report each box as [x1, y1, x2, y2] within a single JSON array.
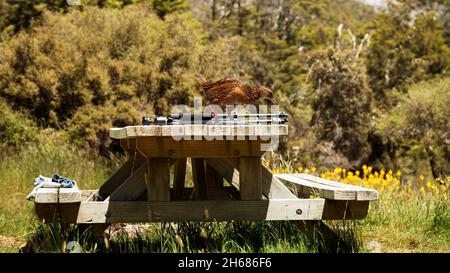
[[32, 124, 378, 225]]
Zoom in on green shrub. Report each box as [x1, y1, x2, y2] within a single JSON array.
[[0, 99, 36, 150], [366, 8, 450, 100], [376, 78, 450, 176], [152, 0, 187, 19], [66, 100, 142, 152], [0, 5, 241, 151], [0, 1, 148, 34], [307, 47, 373, 167]]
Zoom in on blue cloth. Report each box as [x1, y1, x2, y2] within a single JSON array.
[[34, 175, 52, 186], [34, 173, 76, 188], [51, 173, 77, 188]]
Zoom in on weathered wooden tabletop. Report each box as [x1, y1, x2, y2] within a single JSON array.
[[109, 124, 289, 139]]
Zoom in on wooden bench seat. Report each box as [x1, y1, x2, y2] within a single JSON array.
[[274, 173, 378, 201], [34, 187, 97, 203]]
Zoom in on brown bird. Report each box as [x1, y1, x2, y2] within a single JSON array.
[[195, 75, 277, 108]]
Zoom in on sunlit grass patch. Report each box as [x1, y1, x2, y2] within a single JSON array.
[[0, 129, 119, 241], [21, 220, 361, 253]]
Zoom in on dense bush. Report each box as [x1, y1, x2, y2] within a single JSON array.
[[0, 0, 448, 174], [0, 99, 36, 150], [306, 45, 373, 168], [66, 100, 142, 152], [366, 7, 450, 101], [376, 78, 450, 177], [0, 0, 149, 34], [0, 5, 241, 151]]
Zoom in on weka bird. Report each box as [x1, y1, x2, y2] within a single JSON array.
[[196, 75, 277, 108]]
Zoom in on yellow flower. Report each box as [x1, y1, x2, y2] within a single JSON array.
[[311, 166, 317, 173], [297, 166, 303, 172], [396, 170, 401, 177], [420, 175, 425, 181]]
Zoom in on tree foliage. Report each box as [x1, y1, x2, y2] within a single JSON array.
[[151, 0, 187, 19], [0, 0, 68, 33], [376, 78, 450, 176], [0, 0, 151, 34], [307, 46, 373, 167], [366, 2, 450, 101], [0, 0, 449, 175], [0, 4, 240, 152], [0, 99, 36, 150]]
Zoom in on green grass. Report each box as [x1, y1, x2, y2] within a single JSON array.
[[0, 131, 448, 253], [0, 129, 121, 251], [21, 221, 362, 253], [358, 195, 450, 252]]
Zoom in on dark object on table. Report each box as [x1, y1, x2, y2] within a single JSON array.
[[142, 112, 288, 125]]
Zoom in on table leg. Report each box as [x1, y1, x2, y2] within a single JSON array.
[[205, 160, 231, 200], [147, 158, 170, 201], [173, 158, 186, 200], [191, 158, 208, 200], [239, 157, 262, 200]]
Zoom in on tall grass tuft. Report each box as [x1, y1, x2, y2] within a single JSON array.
[[432, 200, 450, 233]]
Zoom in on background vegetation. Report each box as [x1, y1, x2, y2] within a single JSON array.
[[0, 0, 448, 252]]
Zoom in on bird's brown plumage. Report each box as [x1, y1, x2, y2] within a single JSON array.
[[196, 75, 276, 108]]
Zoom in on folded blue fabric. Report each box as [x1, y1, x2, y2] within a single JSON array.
[[34, 175, 52, 186], [51, 173, 77, 188], [33, 174, 76, 188]]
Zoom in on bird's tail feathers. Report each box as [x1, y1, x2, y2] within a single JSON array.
[[195, 74, 209, 100], [195, 74, 208, 85]]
